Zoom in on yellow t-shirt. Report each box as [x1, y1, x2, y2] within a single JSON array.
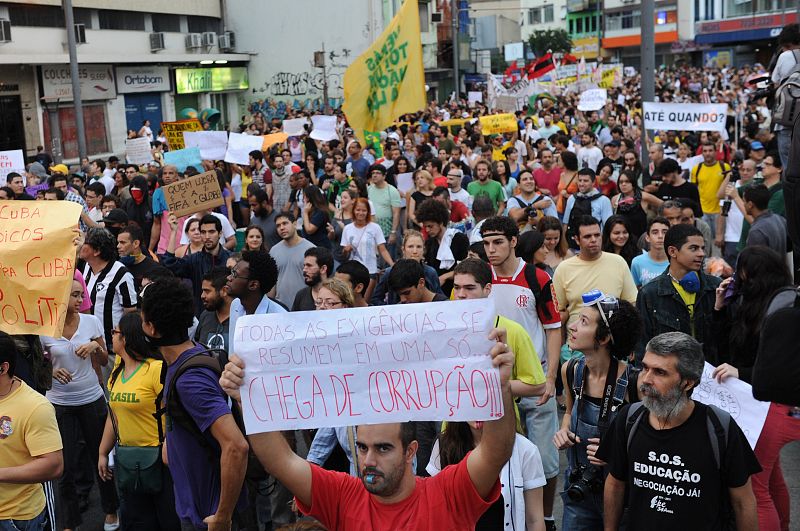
[[498, 315, 546, 387], [0, 379, 63, 519], [552, 252, 639, 326], [672, 280, 697, 336], [491, 141, 513, 161], [107, 359, 165, 447], [241, 172, 253, 200], [691, 161, 728, 215]]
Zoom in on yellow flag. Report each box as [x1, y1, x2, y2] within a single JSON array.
[[343, 0, 425, 145]]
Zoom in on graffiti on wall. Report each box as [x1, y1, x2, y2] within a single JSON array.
[[243, 97, 345, 121]]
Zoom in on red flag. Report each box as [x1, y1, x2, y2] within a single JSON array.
[[528, 53, 555, 80], [562, 53, 578, 64]]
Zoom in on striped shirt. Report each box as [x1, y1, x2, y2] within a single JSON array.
[[82, 260, 137, 352]]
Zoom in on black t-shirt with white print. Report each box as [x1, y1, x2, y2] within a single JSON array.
[[597, 402, 760, 531]]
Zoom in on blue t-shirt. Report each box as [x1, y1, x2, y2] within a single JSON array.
[[630, 252, 669, 288], [152, 187, 168, 216], [164, 344, 246, 528]]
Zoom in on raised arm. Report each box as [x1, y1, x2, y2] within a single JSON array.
[[466, 328, 516, 500], [220, 355, 313, 507]]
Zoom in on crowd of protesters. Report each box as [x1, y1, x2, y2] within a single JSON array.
[[3, 43, 800, 531]]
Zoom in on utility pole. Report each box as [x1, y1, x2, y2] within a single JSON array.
[[640, 0, 655, 170], [452, 0, 459, 98], [314, 46, 330, 114], [63, 0, 87, 160]]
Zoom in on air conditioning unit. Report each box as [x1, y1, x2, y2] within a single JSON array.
[[0, 20, 11, 44], [74, 23, 86, 44], [202, 31, 217, 47], [185, 33, 203, 49], [150, 32, 165, 51], [431, 12, 443, 23], [218, 31, 236, 52]]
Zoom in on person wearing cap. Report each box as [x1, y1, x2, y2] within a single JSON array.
[[101, 208, 129, 238], [747, 140, 766, 172], [553, 290, 642, 530]]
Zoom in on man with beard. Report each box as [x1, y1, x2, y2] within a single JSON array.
[[291, 247, 333, 311], [116, 224, 167, 290], [194, 266, 233, 358], [635, 223, 720, 364], [577, 131, 604, 172], [247, 188, 280, 249], [598, 332, 759, 531]]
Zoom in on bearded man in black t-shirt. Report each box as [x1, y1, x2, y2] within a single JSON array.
[[598, 332, 760, 531]]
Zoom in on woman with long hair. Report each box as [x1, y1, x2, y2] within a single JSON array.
[[305, 153, 320, 185], [595, 161, 618, 198], [340, 197, 394, 298], [98, 312, 180, 530], [557, 151, 579, 215], [537, 216, 574, 271], [602, 215, 639, 267], [301, 185, 333, 249], [712, 246, 797, 531], [554, 294, 642, 530], [406, 169, 436, 229], [174, 218, 204, 258], [244, 224, 267, 251], [429, 420, 547, 531], [40, 274, 119, 531], [386, 155, 412, 188], [621, 150, 643, 186], [611, 169, 662, 239], [516, 230, 554, 277], [113, 170, 132, 202], [370, 229, 443, 305], [493, 158, 518, 203], [506, 146, 524, 180]]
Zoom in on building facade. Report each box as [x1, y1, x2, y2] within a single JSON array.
[[0, 0, 250, 161]]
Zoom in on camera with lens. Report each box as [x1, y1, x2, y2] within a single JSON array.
[[525, 205, 538, 218], [721, 156, 743, 217], [566, 462, 604, 501]]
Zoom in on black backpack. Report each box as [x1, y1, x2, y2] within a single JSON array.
[[752, 286, 800, 406], [522, 262, 554, 321], [567, 193, 604, 241]]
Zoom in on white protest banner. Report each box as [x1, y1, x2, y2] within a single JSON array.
[[225, 132, 264, 165], [0, 149, 25, 186], [468, 91, 483, 106], [235, 299, 503, 433], [395, 172, 415, 195], [282, 118, 309, 137], [183, 131, 229, 161], [578, 88, 607, 111], [643, 102, 727, 133], [125, 137, 152, 165], [694, 362, 770, 449], [309, 115, 338, 141]]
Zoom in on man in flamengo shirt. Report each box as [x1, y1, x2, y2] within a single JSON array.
[[219, 331, 517, 530], [479, 215, 562, 530]]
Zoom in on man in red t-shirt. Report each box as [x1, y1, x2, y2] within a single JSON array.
[[432, 186, 469, 223], [220, 331, 517, 531], [533, 148, 562, 196]]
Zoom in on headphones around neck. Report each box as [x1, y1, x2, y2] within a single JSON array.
[[674, 271, 700, 294]]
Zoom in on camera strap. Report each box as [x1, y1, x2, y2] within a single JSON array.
[[576, 357, 619, 435]]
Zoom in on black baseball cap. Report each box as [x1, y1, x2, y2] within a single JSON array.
[[102, 208, 129, 225]]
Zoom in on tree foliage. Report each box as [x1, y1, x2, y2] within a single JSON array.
[[527, 29, 573, 57]]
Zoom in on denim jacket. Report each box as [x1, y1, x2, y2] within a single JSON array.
[[635, 269, 721, 365]]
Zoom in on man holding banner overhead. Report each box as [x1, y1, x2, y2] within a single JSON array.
[[220, 323, 517, 530]]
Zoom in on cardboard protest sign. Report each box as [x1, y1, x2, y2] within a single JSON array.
[[643, 102, 727, 133], [163, 146, 203, 173], [183, 131, 228, 161], [695, 362, 770, 449], [480, 113, 518, 135], [577, 88, 607, 112], [225, 133, 263, 165], [0, 202, 81, 336], [125, 137, 153, 165], [161, 119, 203, 150], [0, 149, 25, 186], [235, 299, 503, 433], [161, 170, 223, 218], [262, 133, 288, 151]]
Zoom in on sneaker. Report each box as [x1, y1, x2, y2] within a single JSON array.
[[103, 517, 120, 531], [545, 520, 557, 531]]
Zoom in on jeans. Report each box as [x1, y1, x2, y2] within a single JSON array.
[[777, 127, 792, 169], [118, 463, 180, 531], [0, 509, 47, 531], [753, 403, 800, 531], [518, 396, 559, 479], [723, 241, 739, 269], [53, 397, 119, 529]]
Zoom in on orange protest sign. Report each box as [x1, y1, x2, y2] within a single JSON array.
[[162, 119, 203, 150], [0, 201, 81, 336], [162, 170, 224, 217], [262, 132, 288, 151]]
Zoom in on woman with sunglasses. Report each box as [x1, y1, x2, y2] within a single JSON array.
[[98, 312, 180, 530], [553, 291, 642, 530]]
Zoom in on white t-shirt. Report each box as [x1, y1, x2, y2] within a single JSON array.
[[724, 184, 746, 243], [449, 188, 472, 208], [41, 314, 106, 406], [340, 222, 386, 274], [577, 145, 604, 171], [179, 211, 236, 244], [427, 434, 546, 531]]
